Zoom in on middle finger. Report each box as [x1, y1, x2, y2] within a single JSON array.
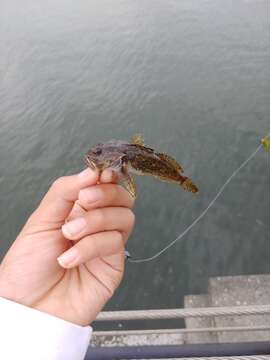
[[62, 206, 135, 243]]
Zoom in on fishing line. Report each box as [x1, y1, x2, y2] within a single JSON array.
[[128, 130, 270, 264]]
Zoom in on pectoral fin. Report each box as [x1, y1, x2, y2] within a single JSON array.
[[97, 160, 112, 171], [110, 156, 124, 171], [120, 173, 137, 198]]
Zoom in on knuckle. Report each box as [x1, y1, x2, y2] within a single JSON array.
[[92, 208, 105, 227], [100, 184, 116, 204], [112, 231, 124, 253], [85, 238, 95, 256], [129, 195, 136, 208], [109, 184, 119, 201], [125, 209, 135, 228], [78, 239, 94, 262], [115, 231, 124, 246], [51, 176, 67, 191], [117, 185, 134, 206]]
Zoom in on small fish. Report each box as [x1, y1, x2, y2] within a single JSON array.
[[85, 134, 198, 198], [261, 137, 270, 151]]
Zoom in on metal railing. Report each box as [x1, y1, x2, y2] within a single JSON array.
[[88, 305, 270, 359], [96, 305, 270, 321]]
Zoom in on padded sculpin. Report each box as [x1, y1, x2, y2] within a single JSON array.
[[85, 134, 198, 198]]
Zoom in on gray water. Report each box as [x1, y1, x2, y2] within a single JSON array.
[[1, 0, 270, 328]]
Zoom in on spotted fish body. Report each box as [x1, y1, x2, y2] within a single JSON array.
[[85, 134, 198, 197]]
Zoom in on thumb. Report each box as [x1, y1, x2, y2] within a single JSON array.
[[28, 168, 99, 225]]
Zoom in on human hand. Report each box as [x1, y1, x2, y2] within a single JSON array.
[[0, 168, 135, 326]]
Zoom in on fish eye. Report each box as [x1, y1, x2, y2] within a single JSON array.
[[93, 148, 102, 155]]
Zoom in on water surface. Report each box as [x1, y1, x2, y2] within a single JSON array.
[[1, 0, 270, 329]]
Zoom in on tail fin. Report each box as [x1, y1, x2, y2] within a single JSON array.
[[182, 178, 198, 193]]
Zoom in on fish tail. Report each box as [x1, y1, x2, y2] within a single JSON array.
[[181, 177, 198, 193]]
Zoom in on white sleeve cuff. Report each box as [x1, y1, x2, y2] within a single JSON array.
[[0, 296, 92, 360]]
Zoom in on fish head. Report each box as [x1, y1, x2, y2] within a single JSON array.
[[85, 142, 125, 171], [84, 143, 108, 170]]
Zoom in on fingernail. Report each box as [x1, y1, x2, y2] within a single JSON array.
[[57, 247, 79, 268], [81, 187, 103, 203], [62, 217, 86, 237]]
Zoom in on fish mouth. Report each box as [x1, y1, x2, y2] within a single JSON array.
[[84, 155, 97, 170]]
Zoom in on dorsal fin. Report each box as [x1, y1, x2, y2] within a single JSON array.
[[131, 133, 144, 146], [156, 152, 184, 173]]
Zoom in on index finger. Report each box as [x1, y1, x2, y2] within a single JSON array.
[[29, 168, 99, 224]]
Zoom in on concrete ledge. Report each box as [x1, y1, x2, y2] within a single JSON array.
[[91, 333, 184, 347], [209, 275, 270, 342], [184, 294, 218, 344]]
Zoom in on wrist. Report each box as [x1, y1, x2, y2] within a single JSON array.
[[32, 295, 105, 327]]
